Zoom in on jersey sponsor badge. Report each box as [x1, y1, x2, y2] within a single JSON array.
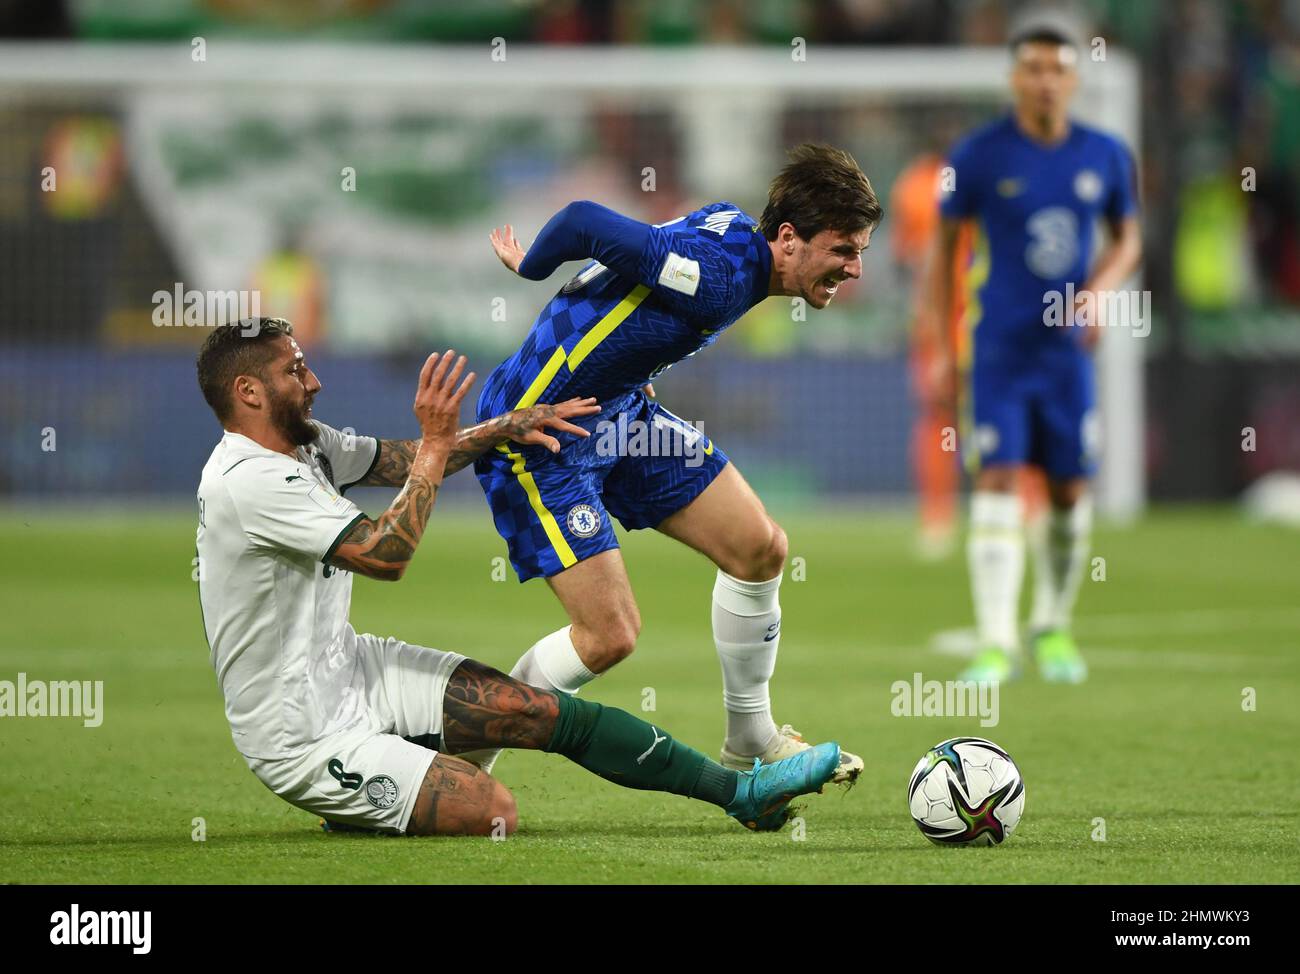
[[566, 503, 602, 539], [1074, 169, 1103, 203], [997, 178, 1024, 198], [314, 450, 336, 487], [657, 252, 700, 296], [364, 774, 400, 809]]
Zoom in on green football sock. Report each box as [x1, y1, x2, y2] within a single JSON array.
[[544, 693, 738, 807]]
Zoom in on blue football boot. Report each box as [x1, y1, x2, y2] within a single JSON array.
[[725, 742, 843, 831]]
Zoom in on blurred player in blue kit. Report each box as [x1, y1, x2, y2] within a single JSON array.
[[466, 145, 882, 779], [921, 18, 1143, 683]]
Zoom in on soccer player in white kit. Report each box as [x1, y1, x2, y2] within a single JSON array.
[[194, 318, 844, 835]]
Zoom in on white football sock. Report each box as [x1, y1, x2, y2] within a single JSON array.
[[713, 569, 782, 757], [1028, 505, 1055, 632], [456, 626, 594, 773], [967, 492, 1025, 654], [509, 624, 595, 695], [1041, 496, 1092, 632]]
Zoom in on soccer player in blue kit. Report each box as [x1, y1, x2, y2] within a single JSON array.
[[464, 145, 882, 779], [924, 21, 1143, 684]]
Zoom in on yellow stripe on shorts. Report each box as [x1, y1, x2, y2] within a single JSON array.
[[499, 444, 578, 568], [498, 283, 650, 569]]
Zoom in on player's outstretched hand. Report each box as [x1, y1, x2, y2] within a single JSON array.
[[489, 224, 527, 275], [415, 349, 476, 449], [509, 397, 601, 453]]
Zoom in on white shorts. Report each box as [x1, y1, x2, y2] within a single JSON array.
[[245, 633, 467, 835]]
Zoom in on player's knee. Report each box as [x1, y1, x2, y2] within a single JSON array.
[[1048, 478, 1088, 509], [599, 613, 641, 667], [975, 466, 1017, 493], [764, 520, 789, 578], [487, 782, 518, 836], [585, 606, 640, 669], [729, 517, 787, 581]]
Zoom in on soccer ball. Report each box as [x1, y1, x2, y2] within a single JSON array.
[[907, 737, 1025, 846]]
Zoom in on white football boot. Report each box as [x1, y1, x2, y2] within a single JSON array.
[[721, 724, 863, 785]]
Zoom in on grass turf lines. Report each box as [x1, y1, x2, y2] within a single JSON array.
[[0, 506, 1296, 884]]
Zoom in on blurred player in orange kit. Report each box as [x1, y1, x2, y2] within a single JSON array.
[[895, 152, 969, 560], [900, 151, 1064, 638]]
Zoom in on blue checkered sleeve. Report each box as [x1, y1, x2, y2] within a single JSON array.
[[635, 202, 763, 322]]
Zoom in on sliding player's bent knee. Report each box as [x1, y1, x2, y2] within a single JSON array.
[[487, 784, 519, 836], [407, 765, 518, 837]]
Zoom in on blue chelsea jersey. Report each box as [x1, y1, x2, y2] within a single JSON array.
[[940, 116, 1138, 348], [477, 202, 772, 421]]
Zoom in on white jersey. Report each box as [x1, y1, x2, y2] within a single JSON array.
[[196, 421, 380, 760]]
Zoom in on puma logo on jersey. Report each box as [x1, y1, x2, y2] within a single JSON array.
[[698, 209, 739, 235], [636, 727, 669, 765], [284, 474, 305, 483]]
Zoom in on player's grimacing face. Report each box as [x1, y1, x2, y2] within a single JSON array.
[[794, 226, 871, 309], [260, 335, 321, 446], [1011, 42, 1078, 120]]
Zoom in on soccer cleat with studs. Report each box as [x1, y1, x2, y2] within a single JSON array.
[[721, 723, 863, 786], [725, 741, 843, 831]]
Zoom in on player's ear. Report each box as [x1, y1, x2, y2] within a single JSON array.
[[233, 374, 263, 410], [779, 222, 799, 254]]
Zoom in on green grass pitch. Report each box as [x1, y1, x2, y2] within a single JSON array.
[[1, 505, 1297, 884]]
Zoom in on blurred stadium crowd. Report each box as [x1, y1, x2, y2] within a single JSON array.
[[1, 0, 1298, 506]]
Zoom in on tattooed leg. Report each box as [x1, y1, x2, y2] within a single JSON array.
[[440, 659, 739, 810], [406, 753, 517, 837], [441, 659, 561, 753]]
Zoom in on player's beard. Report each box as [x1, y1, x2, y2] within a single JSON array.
[[267, 385, 318, 447]]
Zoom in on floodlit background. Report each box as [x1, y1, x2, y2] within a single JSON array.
[[1, 0, 1298, 515]]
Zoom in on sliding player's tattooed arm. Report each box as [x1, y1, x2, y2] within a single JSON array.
[[326, 350, 470, 582], [326, 467, 441, 581], [359, 397, 601, 487]]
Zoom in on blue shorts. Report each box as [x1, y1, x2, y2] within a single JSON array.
[[475, 391, 729, 581], [965, 342, 1098, 480]]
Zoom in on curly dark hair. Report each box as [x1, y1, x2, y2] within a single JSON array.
[[196, 317, 294, 423], [758, 143, 883, 242]]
